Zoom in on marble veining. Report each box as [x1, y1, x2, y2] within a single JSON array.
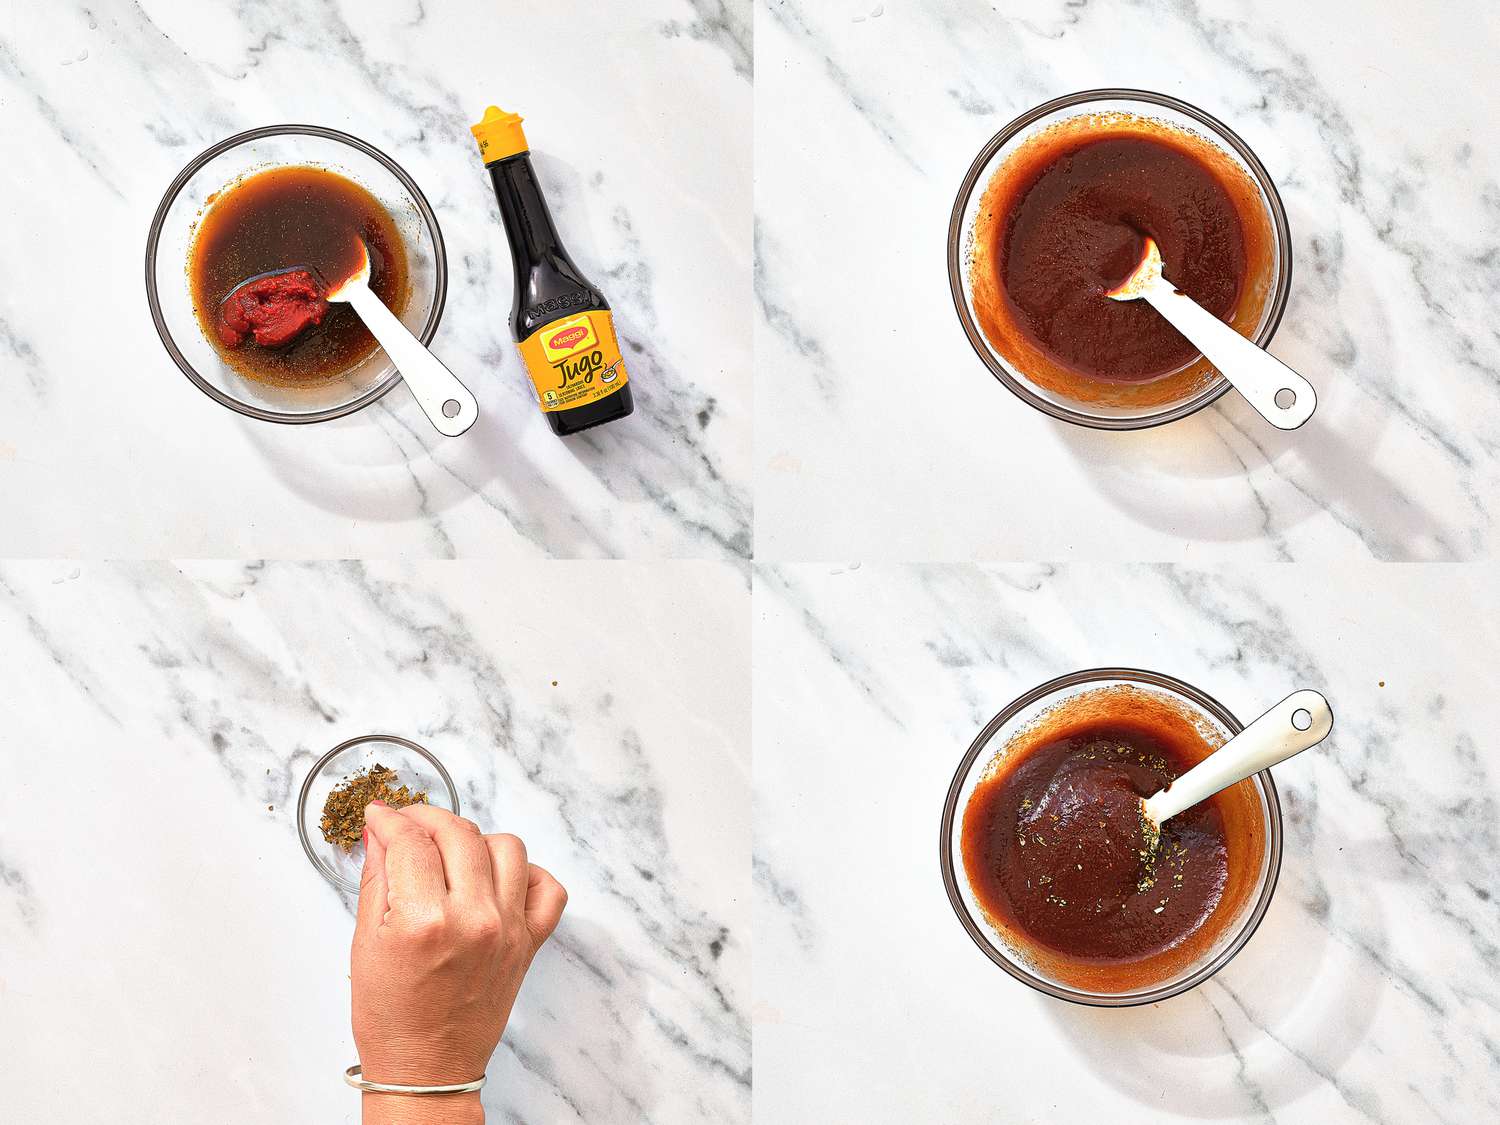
[[663, 0, 754, 79], [0, 0, 750, 559], [754, 561, 1500, 1123], [0, 560, 749, 1123], [754, 0, 1500, 561]]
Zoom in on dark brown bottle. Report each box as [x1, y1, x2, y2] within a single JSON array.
[[471, 107, 633, 436]]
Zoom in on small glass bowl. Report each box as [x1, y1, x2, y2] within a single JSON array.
[[145, 125, 447, 424], [297, 734, 460, 895], [939, 668, 1283, 1006], [947, 89, 1293, 430]]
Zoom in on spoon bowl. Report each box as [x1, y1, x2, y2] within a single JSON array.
[[325, 239, 373, 296]]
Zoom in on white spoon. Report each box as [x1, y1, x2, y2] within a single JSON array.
[[1105, 236, 1317, 430], [1141, 689, 1333, 831], [326, 240, 478, 437]]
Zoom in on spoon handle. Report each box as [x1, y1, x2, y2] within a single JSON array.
[[343, 283, 479, 437], [1142, 690, 1333, 825], [1140, 279, 1317, 430]]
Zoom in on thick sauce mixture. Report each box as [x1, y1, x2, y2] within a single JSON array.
[[960, 687, 1266, 991], [999, 135, 1246, 381], [969, 115, 1275, 407], [962, 722, 1227, 961]]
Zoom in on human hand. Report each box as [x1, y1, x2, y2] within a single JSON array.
[[351, 802, 566, 1103]]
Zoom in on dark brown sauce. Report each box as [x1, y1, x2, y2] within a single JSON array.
[[969, 115, 1275, 409], [959, 686, 1266, 992], [962, 722, 1227, 962], [189, 166, 408, 385], [999, 135, 1246, 381]]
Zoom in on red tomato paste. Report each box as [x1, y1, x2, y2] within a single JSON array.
[[216, 269, 329, 349]]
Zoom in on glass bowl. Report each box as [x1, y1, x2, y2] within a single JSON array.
[[940, 668, 1283, 1006], [145, 125, 447, 424], [947, 89, 1293, 430], [297, 734, 460, 895]]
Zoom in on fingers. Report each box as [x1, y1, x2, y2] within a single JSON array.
[[396, 804, 494, 900], [363, 798, 560, 951], [364, 802, 446, 914], [484, 833, 530, 916], [523, 863, 568, 947], [355, 815, 390, 934]]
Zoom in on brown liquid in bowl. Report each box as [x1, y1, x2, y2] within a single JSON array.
[[960, 685, 1267, 993], [189, 165, 409, 386], [969, 114, 1276, 410]]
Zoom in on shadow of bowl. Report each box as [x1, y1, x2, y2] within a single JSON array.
[[1047, 849, 1385, 1117], [1050, 197, 1460, 558]]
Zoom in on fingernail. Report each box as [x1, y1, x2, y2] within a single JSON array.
[[371, 800, 387, 808]]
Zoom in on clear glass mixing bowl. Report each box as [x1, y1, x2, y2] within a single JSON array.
[[940, 667, 1283, 1006], [948, 89, 1293, 430], [145, 124, 447, 423]]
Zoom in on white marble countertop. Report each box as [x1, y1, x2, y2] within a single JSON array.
[[755, 0, 1500, 562], [0, 560, 749, 1123], [754, 562, 1500, 1122], [0, 0, 750, 559]]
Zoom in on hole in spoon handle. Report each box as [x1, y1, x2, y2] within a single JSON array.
[[415, 380, 478, 437], [1236, 690, 1333, 774], [1276, 690, 1333, 748], [342, 282, 479, 437], [1142, 285, 1317, 430]]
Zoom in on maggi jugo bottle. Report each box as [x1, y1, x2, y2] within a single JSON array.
[[471, 106, 634, 435]]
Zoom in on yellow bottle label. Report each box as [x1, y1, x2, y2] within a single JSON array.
[[516, 311, 629, 413]]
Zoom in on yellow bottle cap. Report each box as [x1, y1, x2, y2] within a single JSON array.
[[470, 106, 529, 163]]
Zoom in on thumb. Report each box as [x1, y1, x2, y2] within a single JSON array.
[[355, 802, 390, 934]]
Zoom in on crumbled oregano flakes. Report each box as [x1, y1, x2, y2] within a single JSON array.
[[319, 763, 429, 851]]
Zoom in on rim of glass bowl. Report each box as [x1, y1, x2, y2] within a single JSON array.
[[144, 124, 448, 425], [946, 88, 1294, 431], [297, 733, 461, 895], [939, 667, 1284, 1007]]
